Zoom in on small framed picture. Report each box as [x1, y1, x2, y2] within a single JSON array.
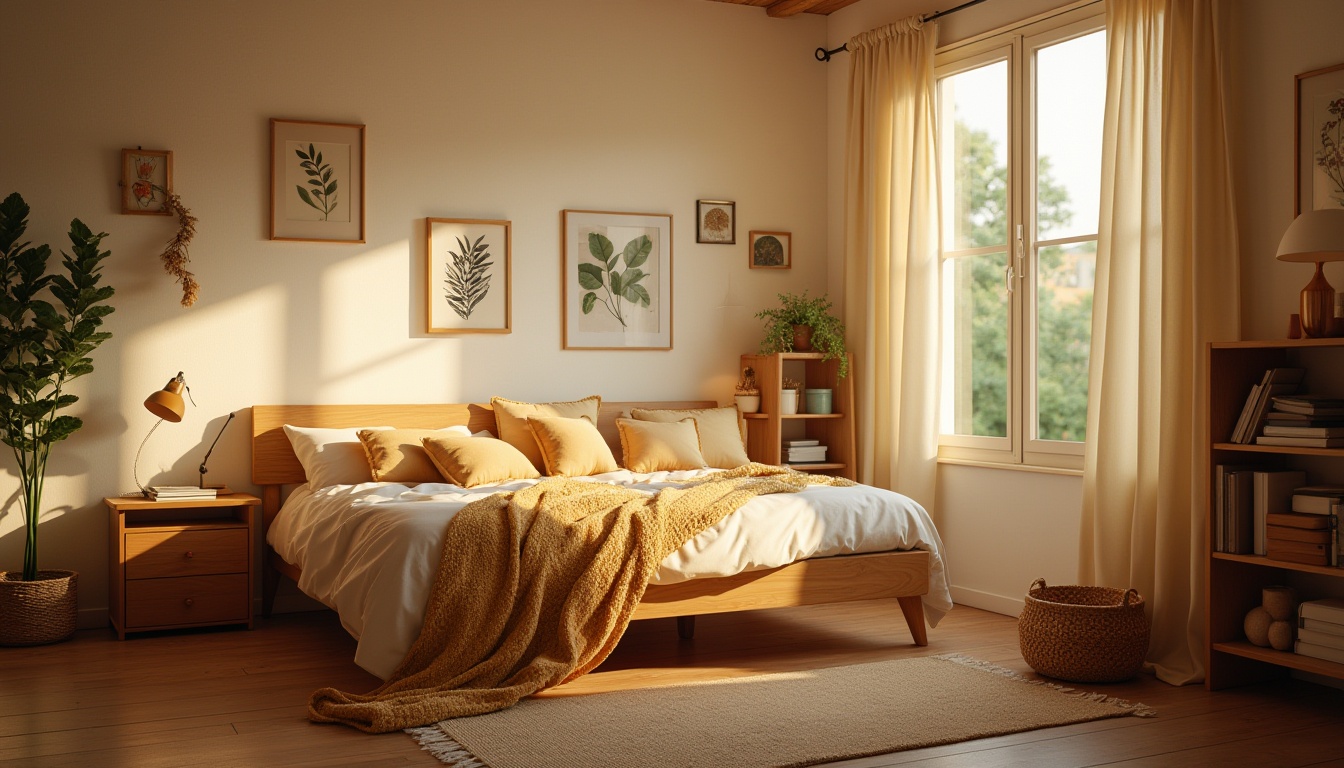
[[696, 199, 735, 244], [425, 218, 511, 334], [1297, 62, 1344, 214], [749, 230, 791, 269], [121, 149, 172, 215], [270, 118, 366, 242]]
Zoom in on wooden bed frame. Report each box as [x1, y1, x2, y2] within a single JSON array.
[[251, 401, 929, 646]]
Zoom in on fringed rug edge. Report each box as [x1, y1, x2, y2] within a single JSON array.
[[406, 724, 490, 768], [932, 653, 1157, 718]]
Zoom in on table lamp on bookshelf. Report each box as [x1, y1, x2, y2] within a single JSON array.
[[1277, 208, 1344, 338], [135, 372, 188, 496]]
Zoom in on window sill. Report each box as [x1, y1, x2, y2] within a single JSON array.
[[936, 456, 1083, 478]]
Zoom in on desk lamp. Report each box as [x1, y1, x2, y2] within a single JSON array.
[[1277, 208, 1344, 338]]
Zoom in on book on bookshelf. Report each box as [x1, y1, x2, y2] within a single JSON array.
[[786, 446, 828, 462], [1215, 464, 1260, 553], [1271, 394, 1344, 416], [1301, 617, 1344, 636], [1255, 435, 1344, 448], [1254, 470, 1307, 555], [1265, 539, 1330, 566], [1299, 597, 1344, 624], [1297, 627, 1344, 649], [1266, 525, 1333, 543], [784, 439, 820, 447], [1262, 411, 1344, 427], [1292, 487, 1344, 515], [1262, 425, 1344, 438], [1295, 640, 1344, 664], [1266, 511, 1333, 529], [1238, 369, 1305, 442]]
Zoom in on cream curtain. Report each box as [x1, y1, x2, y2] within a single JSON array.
[[1080, 0, 1238, 685], [842, 18, 939, 508]]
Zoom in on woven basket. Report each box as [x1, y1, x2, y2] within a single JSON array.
[[1018, 577, 1150, 683], [0, 569, 78, 646]]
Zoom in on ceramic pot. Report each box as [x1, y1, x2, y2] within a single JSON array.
[[734, 394, 761, 414], [792, 324, 813, 352], [780, 389, 799, 415]]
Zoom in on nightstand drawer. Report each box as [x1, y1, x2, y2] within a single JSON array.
[[125, 574, 249, 628], [124, 529, 247, 579]]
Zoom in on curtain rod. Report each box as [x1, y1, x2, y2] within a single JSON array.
[[813, 0, 990, 62]]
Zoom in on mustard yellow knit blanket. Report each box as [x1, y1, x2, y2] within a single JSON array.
[[308, 463, 851, 733]]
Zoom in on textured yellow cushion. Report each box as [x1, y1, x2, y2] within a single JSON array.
[[629, 406, 749, 469], [492, 396, 602, 471], [526, 415, 619, 477], [616, 417, 706, 473], [357, 427, 471, 484], [421, 435, 541, 488]]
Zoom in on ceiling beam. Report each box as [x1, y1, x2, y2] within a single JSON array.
[[766, 0, 829, 17]]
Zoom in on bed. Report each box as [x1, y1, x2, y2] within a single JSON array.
[[252, 401, 951, 680]]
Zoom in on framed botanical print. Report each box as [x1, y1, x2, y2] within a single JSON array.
[[749, 230, 791, 269], [270, 118, 366, 242], [1296, 61, 1344, 213], [561, 209, 672, 350], [121, 149, 172, 215], [696, 199, 735, 244], [425, 218, 511, 334]]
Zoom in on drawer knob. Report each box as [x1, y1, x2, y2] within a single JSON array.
[[184, 551, 194, 559], [184, 598, 194, 608]]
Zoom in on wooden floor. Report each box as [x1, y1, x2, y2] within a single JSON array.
[[3, 601, 1344, 767]]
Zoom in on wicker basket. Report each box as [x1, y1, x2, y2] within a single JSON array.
[[0, 569, 78, 646], [1018, 577, 1150, 683]]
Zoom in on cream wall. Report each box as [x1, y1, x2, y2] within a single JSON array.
[[0, 0, 829, 625]]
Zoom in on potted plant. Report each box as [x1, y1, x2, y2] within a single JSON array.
[[0, 192, 116, 645], [755, 291, 849, 378], [734, 366, 760, 414]]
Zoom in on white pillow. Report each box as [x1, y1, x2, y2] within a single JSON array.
[[283, 424, 404, 488]]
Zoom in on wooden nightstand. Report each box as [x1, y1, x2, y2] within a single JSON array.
[[105, 493, 260, 640]]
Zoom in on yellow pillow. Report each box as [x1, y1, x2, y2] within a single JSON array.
[[421, 435, 540, 488], [491, 396, 602, 471], [616, 417, 706, 473], [629, 406, 750, 469], [526, 415, 619, 477], [357, 427, 471, 484]]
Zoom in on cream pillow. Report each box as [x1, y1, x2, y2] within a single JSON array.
[[616, 417, 706, 473], [282, 424, 394, 489], [526, 415, 619, 477], [491, 395, 601, 470], [421, 435, 540, 488], [357, 426, 472, 484], [629, 406, 750, 469]]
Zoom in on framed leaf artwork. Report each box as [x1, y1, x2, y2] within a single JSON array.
[[1297, 62, 1344, 213], [749, 230, 791, 269], [425, 218, 511, 334], [270, 118, 366, 242], [696, 199, 735, 244], [121, 149, 172, 214], [561, 209, 672, 350]]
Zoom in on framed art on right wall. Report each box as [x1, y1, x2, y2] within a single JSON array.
[[1296, 61, 1344, 214], [749, 230, 790, 269]]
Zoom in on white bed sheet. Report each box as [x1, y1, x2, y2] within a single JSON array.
[[268, 469, 952, 680]]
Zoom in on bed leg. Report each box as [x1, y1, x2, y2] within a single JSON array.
[[677, 615, 696, 640], [897, 596, 928, 646], [262, 552, 280, 619]]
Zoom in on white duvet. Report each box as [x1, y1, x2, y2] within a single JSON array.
[[268, 469, 952, 680]]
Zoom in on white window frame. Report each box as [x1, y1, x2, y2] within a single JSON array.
[[935, 2, 1105, 472]]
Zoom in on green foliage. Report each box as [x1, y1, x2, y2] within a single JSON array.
[[754, 291, 848, 378], [579, 232, 652, 328], [294, 143, 338, 220], [0, 193, 115, 580], [443, 234, 493, 320]]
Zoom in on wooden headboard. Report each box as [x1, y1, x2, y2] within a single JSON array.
[[251, 400, 718, 487]]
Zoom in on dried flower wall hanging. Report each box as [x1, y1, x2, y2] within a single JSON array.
[[160, 193, 200, 307]]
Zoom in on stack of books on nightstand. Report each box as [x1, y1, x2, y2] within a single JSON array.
[[1297, 598, 1344, 664], [784, 439, 827, 464], [147, 485, 218, 501]]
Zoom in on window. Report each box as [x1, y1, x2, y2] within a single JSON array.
[[935, 5, 1105, 470]]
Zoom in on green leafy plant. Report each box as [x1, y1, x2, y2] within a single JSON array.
[[294, 143, 338, 220], [0, 193, 115, 581], [443, 234, 493, 320], [579, 232, 652, 328], [755, 291, 848, 378]]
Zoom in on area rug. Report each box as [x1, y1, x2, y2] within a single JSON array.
[[405, 654, 1155, 768]]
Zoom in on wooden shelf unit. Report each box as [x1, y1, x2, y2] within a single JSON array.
[[1205, 338, 1344, 690], [105, 493, 260, 640], [740, 352, 856, 480]]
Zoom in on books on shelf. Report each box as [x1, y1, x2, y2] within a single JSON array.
[[1292, 487, 1344, 515], [784, 439, 820, 448], [146, 485, 217, 501], [1253, 470, 1306, 555], [1265, 539, 1330, 566], [1295, 640, 1344, 664], [786, 444, 828, 463], [1297, 627, 1344, 649], [1300, 597, 1344, 623], [1214, 464, 1258, 554], [1266, 511, 1334, 529], [1262, 425, 1344, 438], [1270, 394, 1344, 417], [1232, 368, 1305, 443], [1301, 617, 1344, 636], [1256, 435, 1344, 448]]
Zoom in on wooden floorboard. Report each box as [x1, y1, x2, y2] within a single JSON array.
[[2, 601, 1342, 766]]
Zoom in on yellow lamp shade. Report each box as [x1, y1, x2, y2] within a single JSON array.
[[144, 373, 186, 422]]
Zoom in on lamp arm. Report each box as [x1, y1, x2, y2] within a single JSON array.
[[198, 411, 236, 487]]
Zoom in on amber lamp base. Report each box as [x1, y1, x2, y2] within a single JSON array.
[[1300, 262, 1335, 338]]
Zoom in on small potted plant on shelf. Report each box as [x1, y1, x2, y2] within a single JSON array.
[[755, 290, 848, 378], [734, 367, 760, 414], [0, 193, 116, 646]]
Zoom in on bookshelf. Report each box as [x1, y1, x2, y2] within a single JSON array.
[[740, 352, 856, 481], [1206, 338, 1344, 689]]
